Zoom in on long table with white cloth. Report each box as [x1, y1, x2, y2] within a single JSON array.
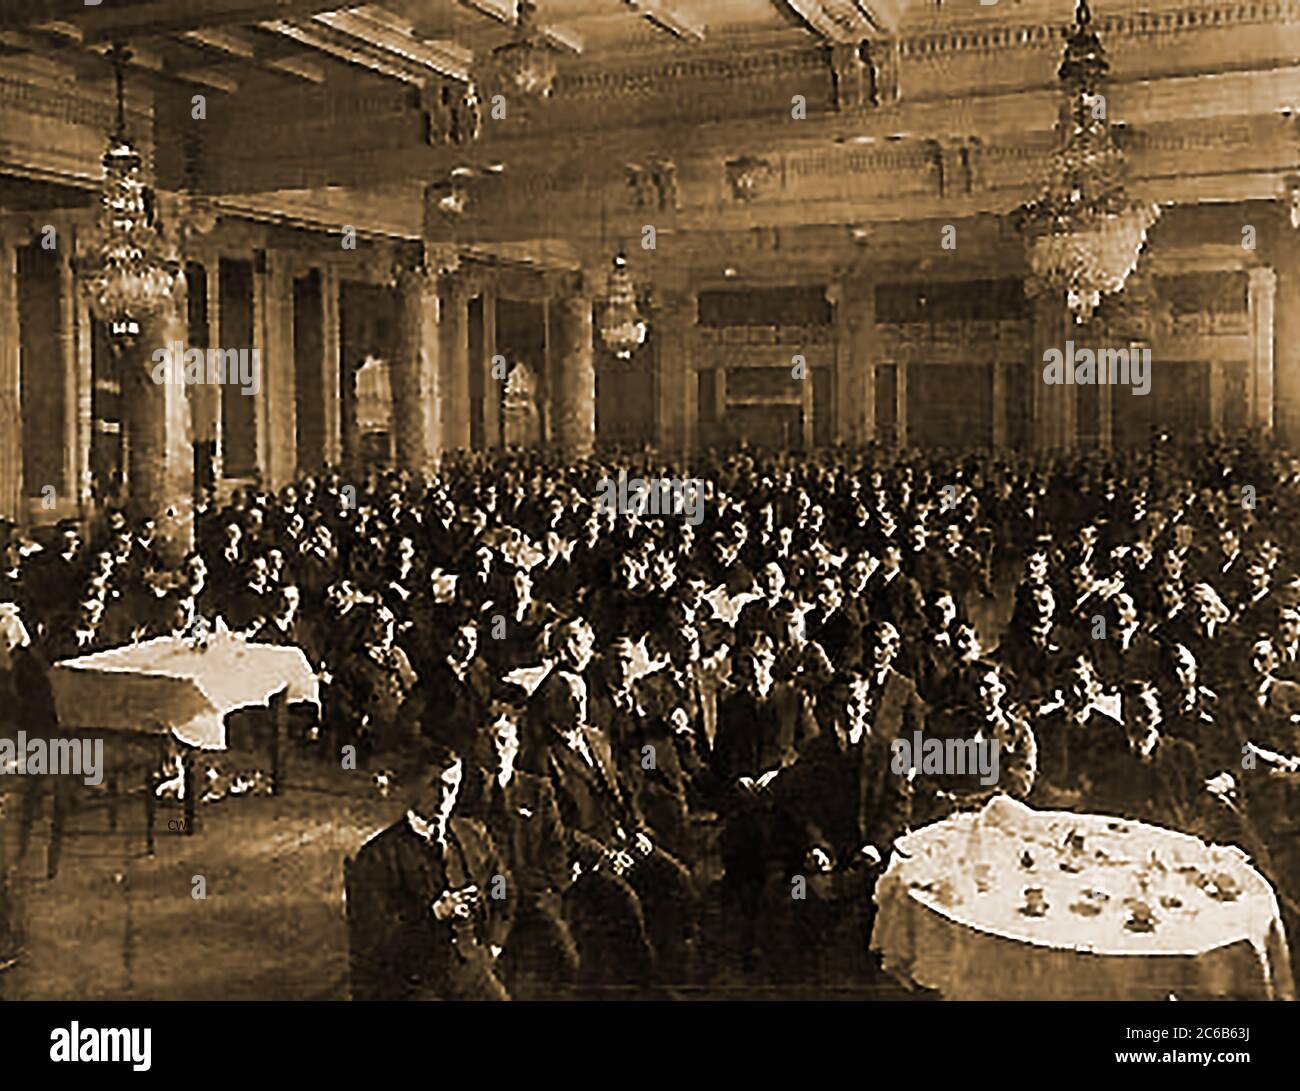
[[47, 635, 319, 849], [870, 795, 1294, 1000]]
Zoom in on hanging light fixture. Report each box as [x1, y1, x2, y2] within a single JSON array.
[[1015, 0, 1159, 323], [81, 44, 183, 335], [487, 1, 558, 100], [599, 253, 648, 359]]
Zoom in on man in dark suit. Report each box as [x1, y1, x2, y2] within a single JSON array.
[[539, 670, 694, 989], [712, 633, 821, 970], [1090, 591, 1162, 695], [1087, 681, 1201, 829], [346, 743, 514, 1000], [869, 546, 926, 637], [470, 713, 580, 995], [854, 622, 924, 859], [733, 561, 788, 648], [0, 603, 64, 871], [588, 634, 692, 860], [1030, 653, 1124, 803], [413, 615, 494, 761]]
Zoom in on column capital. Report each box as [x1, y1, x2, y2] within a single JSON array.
[[545, 267, 591, 301], [438, 268, 480, 302], [396, 262, 439, 295], [1248, 265, 1279, 294], [649, 288, 697, 327]]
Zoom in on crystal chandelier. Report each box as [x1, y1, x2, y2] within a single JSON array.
[[1015, 0, 1159, 322], [488, 1, 557, 100], [81, 44, 183, 333], [599, 253, 648, 359]]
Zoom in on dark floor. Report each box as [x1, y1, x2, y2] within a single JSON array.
[[0, 580, 1013, 1000], [0, 747, 928, 1000]]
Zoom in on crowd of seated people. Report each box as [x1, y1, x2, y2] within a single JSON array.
[[3, 431, 1300, 994]]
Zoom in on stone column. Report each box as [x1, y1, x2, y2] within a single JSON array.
[[251, 251, 269, 483], [75, 292, 93, 516], [991, 361, 1008, 449], [58, 242, 80, 516], [200, 260, 224, 482], [481, 284, 500, 448], [652, 289, 696, 457], [1274, 207, 1300, 445], [393, 266, 442, 475], [438, 275, 472, 452], [1248, 265, 1277, 434], [553, 287, 596, 461], [896, 362, 909, 448], [321, 267, 342, 467], [0, 231, 20, 523], [540, 297, 553, 446], [833, 278, 875, 445], [263, 251, 298, 491], [1032, 293, 1074, 451], [122, 301, 195, 560]]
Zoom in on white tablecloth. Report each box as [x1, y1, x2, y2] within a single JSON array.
[[51, 636, 319, 750], [871, 795, 1295, 1000]]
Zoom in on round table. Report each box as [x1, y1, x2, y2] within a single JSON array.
[[870, 795, 1295, 1000]]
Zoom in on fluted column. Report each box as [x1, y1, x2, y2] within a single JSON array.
[[0, 231, 21, 523], [122, 302, 195, 560], [394, 266, 442, 475], [438, 275, 472, 452], [652, 289, 696, 457], [553, 288, 596, 460]]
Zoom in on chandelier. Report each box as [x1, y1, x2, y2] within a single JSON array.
[[81, 44, 183, 333], [1015, 0, 1159, 322], [488, 1, 557, 100], [599, 253, 648, 359]]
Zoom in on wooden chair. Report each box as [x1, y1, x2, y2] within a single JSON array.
[[341, 853, 363, 1000]]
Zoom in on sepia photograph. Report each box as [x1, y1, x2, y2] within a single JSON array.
[[0, 0, 1297, 1068]]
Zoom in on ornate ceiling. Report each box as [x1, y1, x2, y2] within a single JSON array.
[[0, 0, 1297, 277]]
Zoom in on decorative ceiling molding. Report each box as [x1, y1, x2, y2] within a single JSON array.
[[901, 0, 1300, 58], [558, 44, 825, 97]]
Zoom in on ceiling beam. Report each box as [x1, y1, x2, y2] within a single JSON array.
[[259, 19, 428, 85], [623, 0, 706, 42], [34, 0, 345, 42], [170, 65, 242, 93], [83, 39, 241, 94], [313, 9, 474, 81], [456, 0, 583, 55], [181, 27, 257, 60], [781, 0, 897, 40], [181, 26, 325, 83]]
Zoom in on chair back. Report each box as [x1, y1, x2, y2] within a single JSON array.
[[342, 852, 362, 1000]]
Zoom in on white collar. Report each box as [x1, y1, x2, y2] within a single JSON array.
[[407, 810, 445, 848]]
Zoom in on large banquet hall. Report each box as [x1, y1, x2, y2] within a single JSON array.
[[0, 0, 1299, 1006]]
